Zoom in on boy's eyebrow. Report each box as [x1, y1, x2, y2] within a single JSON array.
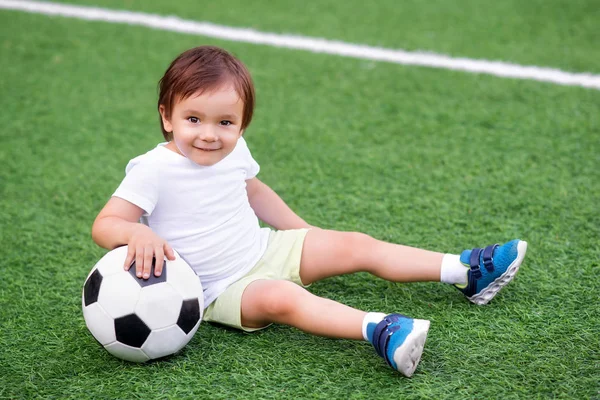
[[182, 110, 239, 120], [182, 109, 204, 115]]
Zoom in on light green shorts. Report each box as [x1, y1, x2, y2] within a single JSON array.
[[202, 228, 310, 332]]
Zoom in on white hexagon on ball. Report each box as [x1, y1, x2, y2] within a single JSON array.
[[166, 257, 203, 301], [141, 325, 189, 359], [135, 283, 183, 330], [97, 273, 141, 319], [82, 302, 116, 345], [105, 342, 150, 363], [96, 245, 130, 278]]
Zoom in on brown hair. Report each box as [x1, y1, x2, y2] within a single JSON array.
[[157, 46, 255, 140]]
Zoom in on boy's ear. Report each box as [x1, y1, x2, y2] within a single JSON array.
[[158, 105, 173, 133]]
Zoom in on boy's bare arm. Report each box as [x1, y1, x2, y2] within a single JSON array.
[[92, 197, 174, 278], [246, 178, 313, 230], [92, 197, 144, 250]]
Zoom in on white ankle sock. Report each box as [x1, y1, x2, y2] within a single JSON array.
[[440, 254, 468, 285], [362, 312, 387, 341]]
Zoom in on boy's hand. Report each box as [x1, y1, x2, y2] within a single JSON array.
[[123, 224, 176, 279]]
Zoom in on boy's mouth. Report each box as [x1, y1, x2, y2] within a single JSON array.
[[194, 146, 220, 152]]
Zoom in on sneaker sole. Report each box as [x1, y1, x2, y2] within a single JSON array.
[[392, 319, 430, 377], [468, 240, 528, 305]]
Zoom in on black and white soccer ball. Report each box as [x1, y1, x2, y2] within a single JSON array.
[[82, 246, 203, 362]]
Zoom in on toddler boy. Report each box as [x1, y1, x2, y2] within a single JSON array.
[[92, 46, 527, 377]]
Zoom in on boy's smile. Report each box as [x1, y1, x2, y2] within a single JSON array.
[[160, 85, 244, 166]]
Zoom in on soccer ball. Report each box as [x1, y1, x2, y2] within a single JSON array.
[[82, 246, 203, 362]]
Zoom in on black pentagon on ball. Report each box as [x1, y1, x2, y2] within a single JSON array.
[[128, 258, 167, 287], [84, 269, 103, 306], [114, 314, 151, 348], [177, 298, 200, 334]]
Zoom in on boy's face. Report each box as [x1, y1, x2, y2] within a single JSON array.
[[160, 85, 244, 166]]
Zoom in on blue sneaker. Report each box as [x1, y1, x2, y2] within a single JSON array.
[[456, 240, 527, 305], [366, 314, 430, 377]]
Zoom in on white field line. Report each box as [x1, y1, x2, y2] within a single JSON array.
[[2, 0, 600, 90]]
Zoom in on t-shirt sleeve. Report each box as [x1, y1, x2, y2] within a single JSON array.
[[238, 137, 260, 179], [112, 158, 159, 216]]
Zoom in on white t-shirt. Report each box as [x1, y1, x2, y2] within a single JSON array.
[[113, 137, 271, 307]]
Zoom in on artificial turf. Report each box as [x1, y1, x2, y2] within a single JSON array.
[[52, 0, 600, 74], [0, 2, 598, 399]]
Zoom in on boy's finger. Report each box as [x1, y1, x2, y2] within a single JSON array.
[[165, 243, 176, 260], [154, 247, 164, 277], [124, 246, 135, 270], [143, 246, 153, 279], [135, 246, 144, 278]]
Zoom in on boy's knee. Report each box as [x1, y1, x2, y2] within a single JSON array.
[[341, 231, 373, 265], [255, 280, 305, 320], [346, 231, 372, 247]]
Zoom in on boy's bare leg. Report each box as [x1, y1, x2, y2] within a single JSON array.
[[299, 228, 443, 285], [240, 279, 430, 377], [241, 279, 366, 339]]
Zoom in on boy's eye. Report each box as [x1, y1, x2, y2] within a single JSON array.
[[188, 117, 199, 123], [220, 120, 232, 126]]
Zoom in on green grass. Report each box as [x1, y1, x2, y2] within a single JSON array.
[[53, 0, 600, 74], [1, 2, 599, 399]]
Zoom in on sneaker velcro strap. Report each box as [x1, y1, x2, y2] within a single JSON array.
[[372, 321, 387, 358], [482, 244, 499, 273], [372, 314, 403, 366], [469, 248, 483, 279], [379, 325, 400, 367]]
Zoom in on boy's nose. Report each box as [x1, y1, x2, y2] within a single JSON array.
[[199, 126, 218, 141]]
